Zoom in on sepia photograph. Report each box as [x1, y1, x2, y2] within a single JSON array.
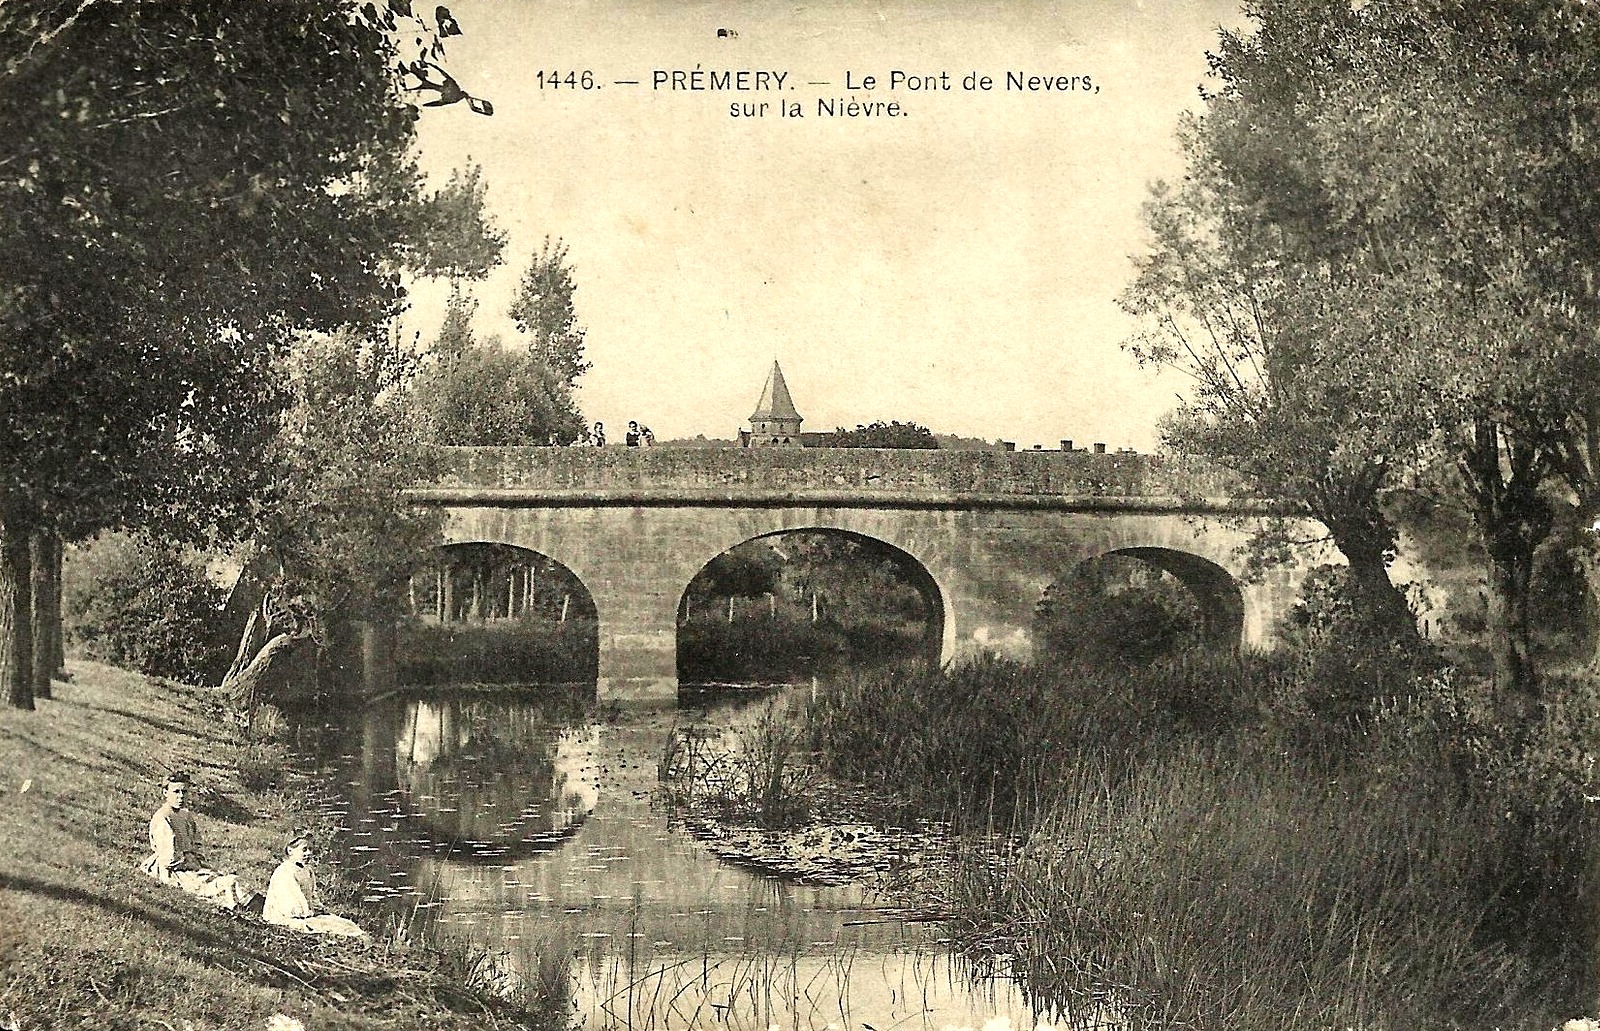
[[2, 1, 1599, 1028]]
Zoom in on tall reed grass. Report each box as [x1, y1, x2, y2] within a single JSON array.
[[660, 700, 819, 829], [801, 655, 1589, 1029]]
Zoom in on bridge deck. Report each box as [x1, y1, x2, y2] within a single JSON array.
[[417, 446, 1265, 511]]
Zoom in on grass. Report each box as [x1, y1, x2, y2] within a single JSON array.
[[0, 661, 560, 1030], [799, 655, 1588, 1031], [658, 700, 819, 829]]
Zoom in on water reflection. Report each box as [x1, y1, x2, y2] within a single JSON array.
[[310, 687, 1060, 1030]]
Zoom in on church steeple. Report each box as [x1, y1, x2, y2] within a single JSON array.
[[745, 360, 803, 447]]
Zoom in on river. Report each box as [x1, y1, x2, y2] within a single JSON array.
[[298, 686, 1062, 1031]]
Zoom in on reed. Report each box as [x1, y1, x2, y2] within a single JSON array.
[[801, 655, 1586, 1029]]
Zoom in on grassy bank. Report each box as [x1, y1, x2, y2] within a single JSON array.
[[803, 657, 1588, 1030], [0, 662, 554, 1030]]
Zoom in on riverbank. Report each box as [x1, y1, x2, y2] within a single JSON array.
[[802, 657, 1589, 1030], [0, 662, 554, 1030]]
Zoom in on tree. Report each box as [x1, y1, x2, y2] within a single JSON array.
[[223, 331, 443, 706], [413, 289, 589, 446], [1139, 0, 1600, 694], [0, 2, 454, 708], [403, 163, 507, 284], [1123, 161, 1426, 642], [509, 237, 592, 388], [823, 421, 941, 449]]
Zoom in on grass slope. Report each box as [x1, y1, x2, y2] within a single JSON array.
[[0, 663, 546, 1031]]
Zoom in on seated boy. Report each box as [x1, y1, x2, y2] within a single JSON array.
[[263, 836, 367, 938], [142, 771, 254, 910]]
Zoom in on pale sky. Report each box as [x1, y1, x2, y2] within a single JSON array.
[[402, 0, 1249, 450]]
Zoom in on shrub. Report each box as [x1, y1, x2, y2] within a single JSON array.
[[1035, 555, 1204, 667], [1278, 564, 1443, 722], [395, 618, 598, 685], [63, 534, 230, 682]]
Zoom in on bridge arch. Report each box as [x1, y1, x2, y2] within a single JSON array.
[[400, 541, 598, 686], [1039, 546, 1246, 657], [674, 527, 948, 684], [435, 501, 1323, 702]]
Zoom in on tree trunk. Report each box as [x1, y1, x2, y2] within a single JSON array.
[[223, 631, 307, 714], [1483, 536, 1538, 693], [0, 509, 35, 710], [50, 536, 65, 678], [28, 528, 60, 700], [223, 606, 265, 687], [1313, 467, 1418, 644], [1459, 418, 1551, 696], [1335, 524, 1419, 643], [1577, 547, 1600, 678]]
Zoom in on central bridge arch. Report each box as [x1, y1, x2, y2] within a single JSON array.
[[676, 527, 947, 685]]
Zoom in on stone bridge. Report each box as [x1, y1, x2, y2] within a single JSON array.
[[405, 447, 1324, 702]]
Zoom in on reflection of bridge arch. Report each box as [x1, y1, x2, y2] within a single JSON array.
[[392, 695, 599, 863], [676, 528, 947, 679], [1057, 546, 1246, 651]]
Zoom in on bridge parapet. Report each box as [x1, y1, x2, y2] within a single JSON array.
[[419, 446, 1257, 510]]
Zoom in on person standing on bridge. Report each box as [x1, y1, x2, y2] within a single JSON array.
[[590, 421, 606, 447], [625, 420, 641, 447]]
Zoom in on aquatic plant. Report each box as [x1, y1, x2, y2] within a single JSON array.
[[660, 699, 819, 829]]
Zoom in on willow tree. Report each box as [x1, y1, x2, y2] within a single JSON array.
[[1134, 0, 1600, 694], [0, 2, 462, 708], [1123, 157, 1428, 642]]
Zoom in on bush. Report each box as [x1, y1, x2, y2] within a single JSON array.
[[1278, 564, 1442, 722], [677, 617, 849, 684], [395, 617, 598, 685], [1035, 556, 1205, 667], [64, 534, 230, 682]]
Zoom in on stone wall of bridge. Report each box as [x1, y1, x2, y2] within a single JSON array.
[[424, 445, 1250, 504], [437, 503, 1324, 702]]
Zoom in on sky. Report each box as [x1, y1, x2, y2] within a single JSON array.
[[402, 0, 1250, 451]]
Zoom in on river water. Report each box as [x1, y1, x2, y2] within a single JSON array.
[[302, 686, 1061, 1031]]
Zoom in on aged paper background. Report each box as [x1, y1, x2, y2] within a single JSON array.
[[405, 0, 1248, 453]]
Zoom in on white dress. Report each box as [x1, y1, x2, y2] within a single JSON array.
[[263, 858, 367, 937]]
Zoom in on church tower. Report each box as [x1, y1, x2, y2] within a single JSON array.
[[745, 359, 803, 447]]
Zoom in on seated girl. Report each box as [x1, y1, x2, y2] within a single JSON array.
[[263, 836, 367, 938]]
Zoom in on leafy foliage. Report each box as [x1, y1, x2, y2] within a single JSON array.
[[822, 421, 940, 449], [404, 164, 507, 282], [509, 237, 592, 389], [63, 535, 229, 682], [1035, 556, 1204, 667], [1277, 564, 1440, 721], [413, 287, 589, 446], [0, 1, 497, 707], [1128, 0, 1600, 691], [252, 331, 443, 625]]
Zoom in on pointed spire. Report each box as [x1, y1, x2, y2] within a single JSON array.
[[750, 360, 801, 422]]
